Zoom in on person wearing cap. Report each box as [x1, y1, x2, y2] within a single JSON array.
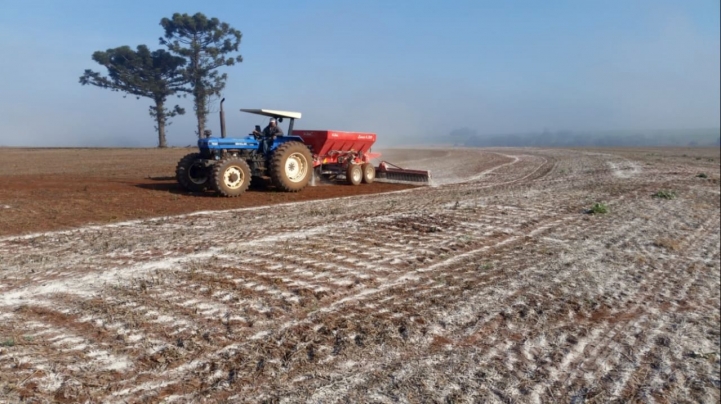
[[263, 118, 284, 138], [259, 118, 284, 155]]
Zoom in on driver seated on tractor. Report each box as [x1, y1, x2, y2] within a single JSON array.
[[257, 118, 283, 155]]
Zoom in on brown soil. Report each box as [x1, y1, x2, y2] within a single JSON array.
[[1, 147, 718, 403], [0, 148, 415, 237]]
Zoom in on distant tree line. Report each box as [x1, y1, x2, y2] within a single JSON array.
[[449, 128, 721, 148], [80, 12, 242, 148]]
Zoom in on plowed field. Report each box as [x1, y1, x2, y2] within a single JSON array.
[[1, 147, 719, 403]]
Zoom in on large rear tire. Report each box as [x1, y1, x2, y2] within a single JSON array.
[[361, 163, 375, 184], [270, 142, 313, 192], [176, 153, 209, 192], [346, 164, 363, 185], [210, 157, 251, 197]]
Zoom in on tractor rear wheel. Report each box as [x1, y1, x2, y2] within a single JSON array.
[[346, 164, 363, 185], [176, 153, 209, 192], [361, 163, 375, 184], [270, 142, 313, 192], [211, 157, 251, 197]]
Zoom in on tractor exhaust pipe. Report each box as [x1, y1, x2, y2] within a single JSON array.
[[220, 98, 227, 138]]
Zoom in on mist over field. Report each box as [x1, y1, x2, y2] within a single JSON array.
[[0, 1, 718, 148], [434, 128, 721, 149], [1, 3, 720, 401]]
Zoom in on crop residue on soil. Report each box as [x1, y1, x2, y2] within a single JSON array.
[[0, 146, 719, 403]]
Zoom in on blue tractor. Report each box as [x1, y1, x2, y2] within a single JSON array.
[[176, 99, 313, 197]]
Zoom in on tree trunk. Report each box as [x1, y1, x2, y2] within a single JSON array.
[[195, 87, 205, 138], [191, 41, 206, 139], [194, 80, 206, 138], [155, 99, 167, 148]]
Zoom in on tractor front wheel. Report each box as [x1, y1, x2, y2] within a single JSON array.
[[361, 163, 375, 184], [270, 142, 313, 192], [176, 153, 209, 192], [346, 164, 363, 185], [211, 157, 251, 197]]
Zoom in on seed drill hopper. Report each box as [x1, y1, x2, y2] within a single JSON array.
[[175, 101, 431, 197], [294, 130, 433, 185]]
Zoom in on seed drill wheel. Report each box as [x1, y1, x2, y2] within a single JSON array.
[[211, 157, 251, 197], [346, 164, 363, 185], [270, 141, 313, 192], [176, 153, 209, 192], [361, 163, 375, 184]]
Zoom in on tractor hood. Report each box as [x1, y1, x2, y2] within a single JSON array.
[[198, 136, 259, 149]]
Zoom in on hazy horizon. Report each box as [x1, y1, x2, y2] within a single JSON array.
[[0, 0, 719, 148]]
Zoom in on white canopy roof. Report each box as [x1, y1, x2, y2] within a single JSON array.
[[240, 109, 302, 119]]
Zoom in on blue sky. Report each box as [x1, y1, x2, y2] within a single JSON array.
[[0, 0, 718, 147]]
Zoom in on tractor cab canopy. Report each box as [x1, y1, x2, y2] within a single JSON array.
[[240, 109, 302, 121], [241, 109, 302, 138]]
